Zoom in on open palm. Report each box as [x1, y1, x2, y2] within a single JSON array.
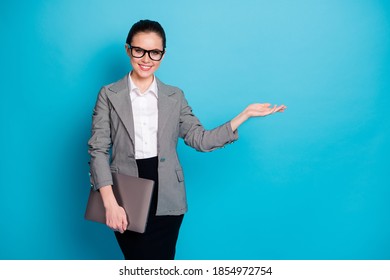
[[245, 103, 287, 117]]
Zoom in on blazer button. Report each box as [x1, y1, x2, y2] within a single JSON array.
[[160, 157, 166, 162]]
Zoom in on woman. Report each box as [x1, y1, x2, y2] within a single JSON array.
[[88, 19, 286, 260]]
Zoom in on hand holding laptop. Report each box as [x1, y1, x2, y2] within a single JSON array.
[[85, 173, 155, 234], [102, 196, 128, 233]]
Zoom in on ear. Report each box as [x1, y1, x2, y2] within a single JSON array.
[[125, 44, 131, 57]]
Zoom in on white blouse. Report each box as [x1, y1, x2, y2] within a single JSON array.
[[128, 74, 158, 159]]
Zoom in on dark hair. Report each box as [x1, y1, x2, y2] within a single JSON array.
[[126, 20, 166, 49]]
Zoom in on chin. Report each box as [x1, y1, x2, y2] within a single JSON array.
[[134, 68, 155, 79]]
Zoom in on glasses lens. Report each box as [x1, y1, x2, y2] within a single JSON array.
[[131, 47, 145, 58], [149, 50, 164, 61]]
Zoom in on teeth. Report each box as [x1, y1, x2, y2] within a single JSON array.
[[139, 65, 152, 70]]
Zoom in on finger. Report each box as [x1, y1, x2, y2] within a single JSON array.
[[108, 219, 123, 232], [122, 219, 128, 232], [257, 103, 271, 109], [121, 209, 128, 231], [107, 221, 116, 231], [114, 222, 124, 233]]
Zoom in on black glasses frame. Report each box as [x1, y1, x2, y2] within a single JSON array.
[[126, 44, 165, 61]]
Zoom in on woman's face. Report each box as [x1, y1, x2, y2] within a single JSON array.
[[126, 32, 165, 81]]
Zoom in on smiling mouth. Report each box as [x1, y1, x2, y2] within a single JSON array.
[[139, 64, 152, 71]]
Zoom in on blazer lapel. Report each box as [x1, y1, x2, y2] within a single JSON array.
[[106, 75, 178, 149], [106, 75, 135, 145], [157, 78, 178, 141]]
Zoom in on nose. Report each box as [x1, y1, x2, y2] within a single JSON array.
[[141, 52, 151, 63]]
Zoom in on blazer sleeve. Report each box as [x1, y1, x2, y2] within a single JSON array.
[[87, 87, 113, 190], [178, 92, 239, 152]]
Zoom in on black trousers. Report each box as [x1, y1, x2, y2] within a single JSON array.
[[114, 157, 184, 260]]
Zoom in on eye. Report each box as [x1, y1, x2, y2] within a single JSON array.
[[135, 48, 145, 54], [150, 50, 162, 56]]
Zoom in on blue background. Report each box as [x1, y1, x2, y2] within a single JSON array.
[[1, 0, 389, 260]]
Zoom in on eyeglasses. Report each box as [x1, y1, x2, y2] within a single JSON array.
[[126, 44, 165, 61]]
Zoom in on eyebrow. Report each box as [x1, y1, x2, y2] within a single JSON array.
[[130, 45, 164, 52]]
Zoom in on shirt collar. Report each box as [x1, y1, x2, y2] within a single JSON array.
[[128, 72, 158, 100]]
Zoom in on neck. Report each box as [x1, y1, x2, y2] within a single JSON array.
[[130, 71, 154, 93]]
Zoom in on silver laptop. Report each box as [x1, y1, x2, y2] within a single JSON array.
[[85, 173, 155, 233]]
